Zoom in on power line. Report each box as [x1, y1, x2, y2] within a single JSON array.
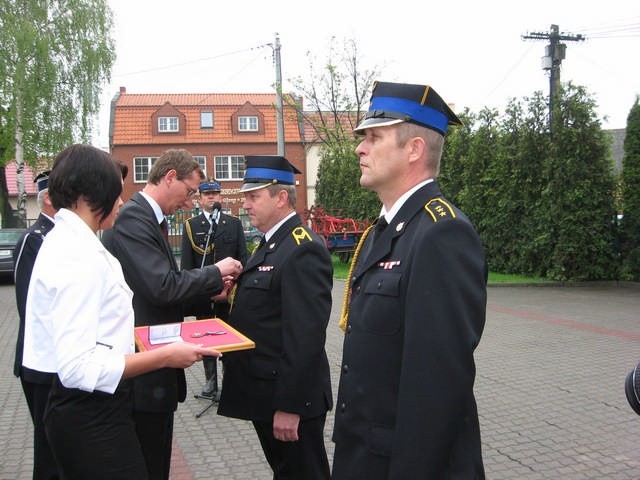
[[116, 44, 272, 78], [484, 43, 536, 102], [565, 18, 640, 39]]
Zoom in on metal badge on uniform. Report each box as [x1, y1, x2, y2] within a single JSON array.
[[377, 260, 401, 270], [268, 242, 276, 250], [258, 265, 274, 272], [396, 222, 404, 232]]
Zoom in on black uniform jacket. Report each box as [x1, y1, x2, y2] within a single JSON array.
[[13, 213, 55, 380], [332, 182, 488, 480], [102, 192, 225, 412], [217, 214, 333, 423], [181, 211, 248, 317]]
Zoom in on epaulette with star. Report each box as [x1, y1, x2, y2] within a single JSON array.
[[424, 198, 456, 222]]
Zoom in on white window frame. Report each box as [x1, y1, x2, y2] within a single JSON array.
[[215, 155, 245, 180], [238, 116, 258, 132], [133, 157, 158, 183], [193, 155, 207, 176], [158, 116, 179, 132], [200, 111, 214, 129]]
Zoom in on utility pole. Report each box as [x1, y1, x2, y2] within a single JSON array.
[[522, 24, 585, 129], [272, 33, 285, 157]]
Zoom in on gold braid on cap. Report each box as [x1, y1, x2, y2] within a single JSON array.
[[185, 218, 214, 255], [338, 224, 375, 332]]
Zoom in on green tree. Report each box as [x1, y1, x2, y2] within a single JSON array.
[[620, 96, 640, 280], [0, 0, 115, 225], [489, 92, 551, 276], [443, 85, 616, 281], [315, 142, 379, 220], [539, 83, 617, 280], [439, 108, 474, 206]]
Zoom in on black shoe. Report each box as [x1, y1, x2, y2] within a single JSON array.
[[199, 390, 220, 402], [200, 376, 218, 399]]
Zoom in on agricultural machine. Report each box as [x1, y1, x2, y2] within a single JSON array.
[[303, 206, 370, 261]]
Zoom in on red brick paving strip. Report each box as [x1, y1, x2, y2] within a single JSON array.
[[169, 439, 193, 480], [487, 303, 640, 341]]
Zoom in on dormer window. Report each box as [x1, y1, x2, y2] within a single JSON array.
[[238, 116, 258, 132], [201, 111, 214, 129], [158, 116, 179, 132]]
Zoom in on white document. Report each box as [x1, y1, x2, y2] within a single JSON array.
[[149, 323, 183, 345]]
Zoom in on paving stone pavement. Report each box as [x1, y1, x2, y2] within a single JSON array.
[[1, 278, 640, 479]]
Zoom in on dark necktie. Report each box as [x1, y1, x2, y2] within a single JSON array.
[[160, 219, 168, 240], [373, 216, 388, 242], [362, 216, 387, 261]]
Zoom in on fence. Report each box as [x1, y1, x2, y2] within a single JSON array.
[[165, 208, 199, 259]]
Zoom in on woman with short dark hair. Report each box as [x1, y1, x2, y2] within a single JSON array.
[[22, 144, 218, 479]]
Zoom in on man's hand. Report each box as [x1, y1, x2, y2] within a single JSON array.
[[215, 257, 243, 279], [273, 410, 300, 442], [211, 278, 234, 301]]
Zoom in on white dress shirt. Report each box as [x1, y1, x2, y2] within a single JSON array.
[[379, 178, 435, 224], [22, 208, 135, 394]]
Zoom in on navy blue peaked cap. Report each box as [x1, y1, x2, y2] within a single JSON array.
[[355, 81, 462, 136], [241, 155, 301, 193], [199, 179, 221, 193]]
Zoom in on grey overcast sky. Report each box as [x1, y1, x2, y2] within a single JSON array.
[[92, 0, 640, 148]]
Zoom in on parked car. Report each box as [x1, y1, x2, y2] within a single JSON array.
[[0, 228, 27, 278]]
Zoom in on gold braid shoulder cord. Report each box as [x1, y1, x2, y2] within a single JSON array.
[[184, 218, 214, 256], [338, 224, 375, 332]]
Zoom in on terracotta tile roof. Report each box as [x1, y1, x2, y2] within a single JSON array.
[[112, 91, 303, 145], [116, 93, 282, 107], [302, 111, 362, 142], [5, 162, 43, 196]]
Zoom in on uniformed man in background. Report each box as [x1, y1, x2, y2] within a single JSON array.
[[13, 171, 59, 480], [181, 179, 248, 400], [332, 81, 488, 479]]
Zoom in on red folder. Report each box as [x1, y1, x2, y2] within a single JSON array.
[[134, 318, 255, 353]]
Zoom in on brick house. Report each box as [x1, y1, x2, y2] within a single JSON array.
[[108, 87, 308, 217]]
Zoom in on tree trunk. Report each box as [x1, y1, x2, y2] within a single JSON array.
[[15, 93, 26, 225]]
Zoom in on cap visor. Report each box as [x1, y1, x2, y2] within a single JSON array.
[[354, 117, 404, 134], [240, 182, 272, 193]]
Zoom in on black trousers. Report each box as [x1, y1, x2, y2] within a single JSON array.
[[133, 410, 175, 480], [44, 377, 147, 479], [253, 413, 330, 480], [20, 376, 59, 480]]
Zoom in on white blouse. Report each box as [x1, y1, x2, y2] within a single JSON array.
[[22, 208, 135, 394]]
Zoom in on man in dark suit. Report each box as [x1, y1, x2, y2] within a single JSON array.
[[181, 179, 248, 399], [102, 149, 243, 480], [218, 155, 333, 480], [13, 171, 59, 480], [332, 82, 488, 479]]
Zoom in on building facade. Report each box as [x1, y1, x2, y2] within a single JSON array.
[[109, 87, 308, 216]]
